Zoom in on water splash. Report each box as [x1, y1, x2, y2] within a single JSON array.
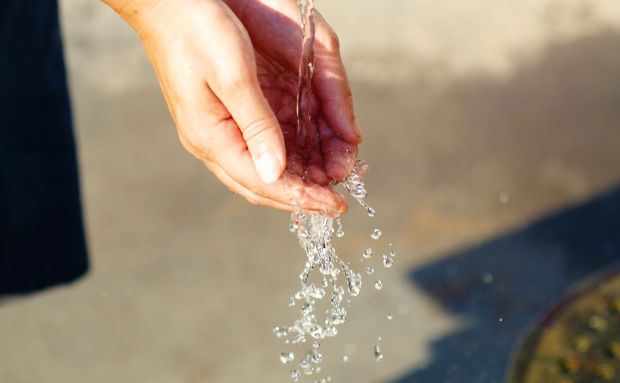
[[335, 217, 345, 238], [373, 344, 384, 361], [274, 0, 392, 380], [276, 162, 372, 346], [362, 248, 373, 259], [281, 352, 295, 364], [291, 370, 301, 381], [373, 280, 383, 290], [382, 254, 394, 268], [277, 164, 377, 381]]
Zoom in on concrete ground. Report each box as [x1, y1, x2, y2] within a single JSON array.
[[2, 1, 620, 382]]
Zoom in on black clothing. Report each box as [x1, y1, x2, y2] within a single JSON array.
[[0, 0, 88, 294]]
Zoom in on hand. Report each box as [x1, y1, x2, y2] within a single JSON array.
[[105, 0, 361, 215]]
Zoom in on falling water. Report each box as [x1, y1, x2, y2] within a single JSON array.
[[273, 0, 396, 380], [295, 0, 316, 153]]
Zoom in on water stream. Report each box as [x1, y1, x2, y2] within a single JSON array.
[[272, 1, 395, 381]]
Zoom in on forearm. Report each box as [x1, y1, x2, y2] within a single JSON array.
[[101, 0, 160, 20]]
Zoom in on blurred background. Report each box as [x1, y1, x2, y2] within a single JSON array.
[[1, 0, 620, 382]]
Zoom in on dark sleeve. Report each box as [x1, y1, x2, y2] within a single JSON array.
[[0, 0, 89, 295]]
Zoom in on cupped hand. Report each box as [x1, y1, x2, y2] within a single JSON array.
[[108, 0, 361, 214]]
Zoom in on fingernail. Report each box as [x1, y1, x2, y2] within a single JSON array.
[[255, 151, 282, 184]]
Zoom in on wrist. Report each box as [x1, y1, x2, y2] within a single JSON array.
[[101, 0, 169, 39]]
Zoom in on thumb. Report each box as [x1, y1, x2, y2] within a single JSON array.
[[219, 78, 286, 184], [201, 11, 286, 184]]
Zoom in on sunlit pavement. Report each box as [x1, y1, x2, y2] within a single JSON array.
[[1, 1, 620, 382]]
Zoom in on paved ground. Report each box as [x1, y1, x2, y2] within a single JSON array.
[[1, 1, 620, 382]]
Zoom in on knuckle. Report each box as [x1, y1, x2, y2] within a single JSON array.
[[178, 126, 214, 162], [241, 117, 276, 143], [224, 71, 254, 93]]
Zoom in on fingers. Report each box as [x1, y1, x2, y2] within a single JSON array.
[[318, 118, 357, 181], [151, 1, 351, 212], [207, 122, 347, 214], [200, 3, 286, 184], [283, 119, 331, 185], [206, 162, 292, 211], [312, 13, 362, 145], [222, 153, 347, 214], [180, 111, 347, 213], [209, 69, 286, 185], [226, 0, 362, 145]]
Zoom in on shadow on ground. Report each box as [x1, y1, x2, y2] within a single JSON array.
[[394, 187, 620, 383], [387, 29, 620, 383]]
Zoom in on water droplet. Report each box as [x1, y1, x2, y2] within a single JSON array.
[[311, 352, 323, 364], [362, 248, 373, 259], [330, 307, 347, 325], [389, 250, 396, 257], [387, 313, 393, 320], [367, 207, 376, 217], [371, 229, 382, 240], [291, 333, 306, 344], [312, 341, 320, 349], [383, 254, 394, 268], [335, 217, 344, 238], [347, 272, 362, 297], [373, 280, 383, 290], [289, 297, 296, 306], [308, 285, 326, 299], [280, 351, 295, 364], [294, 290, 306, 300], [289, 222, 298, 233], [291, 370, 301, 381], [309, 325, 324, 339], [499, 192, 510, 204], [482, 272, 494, 284], [323, 326, 338, 337], [274, 326, 288, 338], [373, 344, 384, 361], [365, 266, 375, 275], [342, 355, 349, 362]]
